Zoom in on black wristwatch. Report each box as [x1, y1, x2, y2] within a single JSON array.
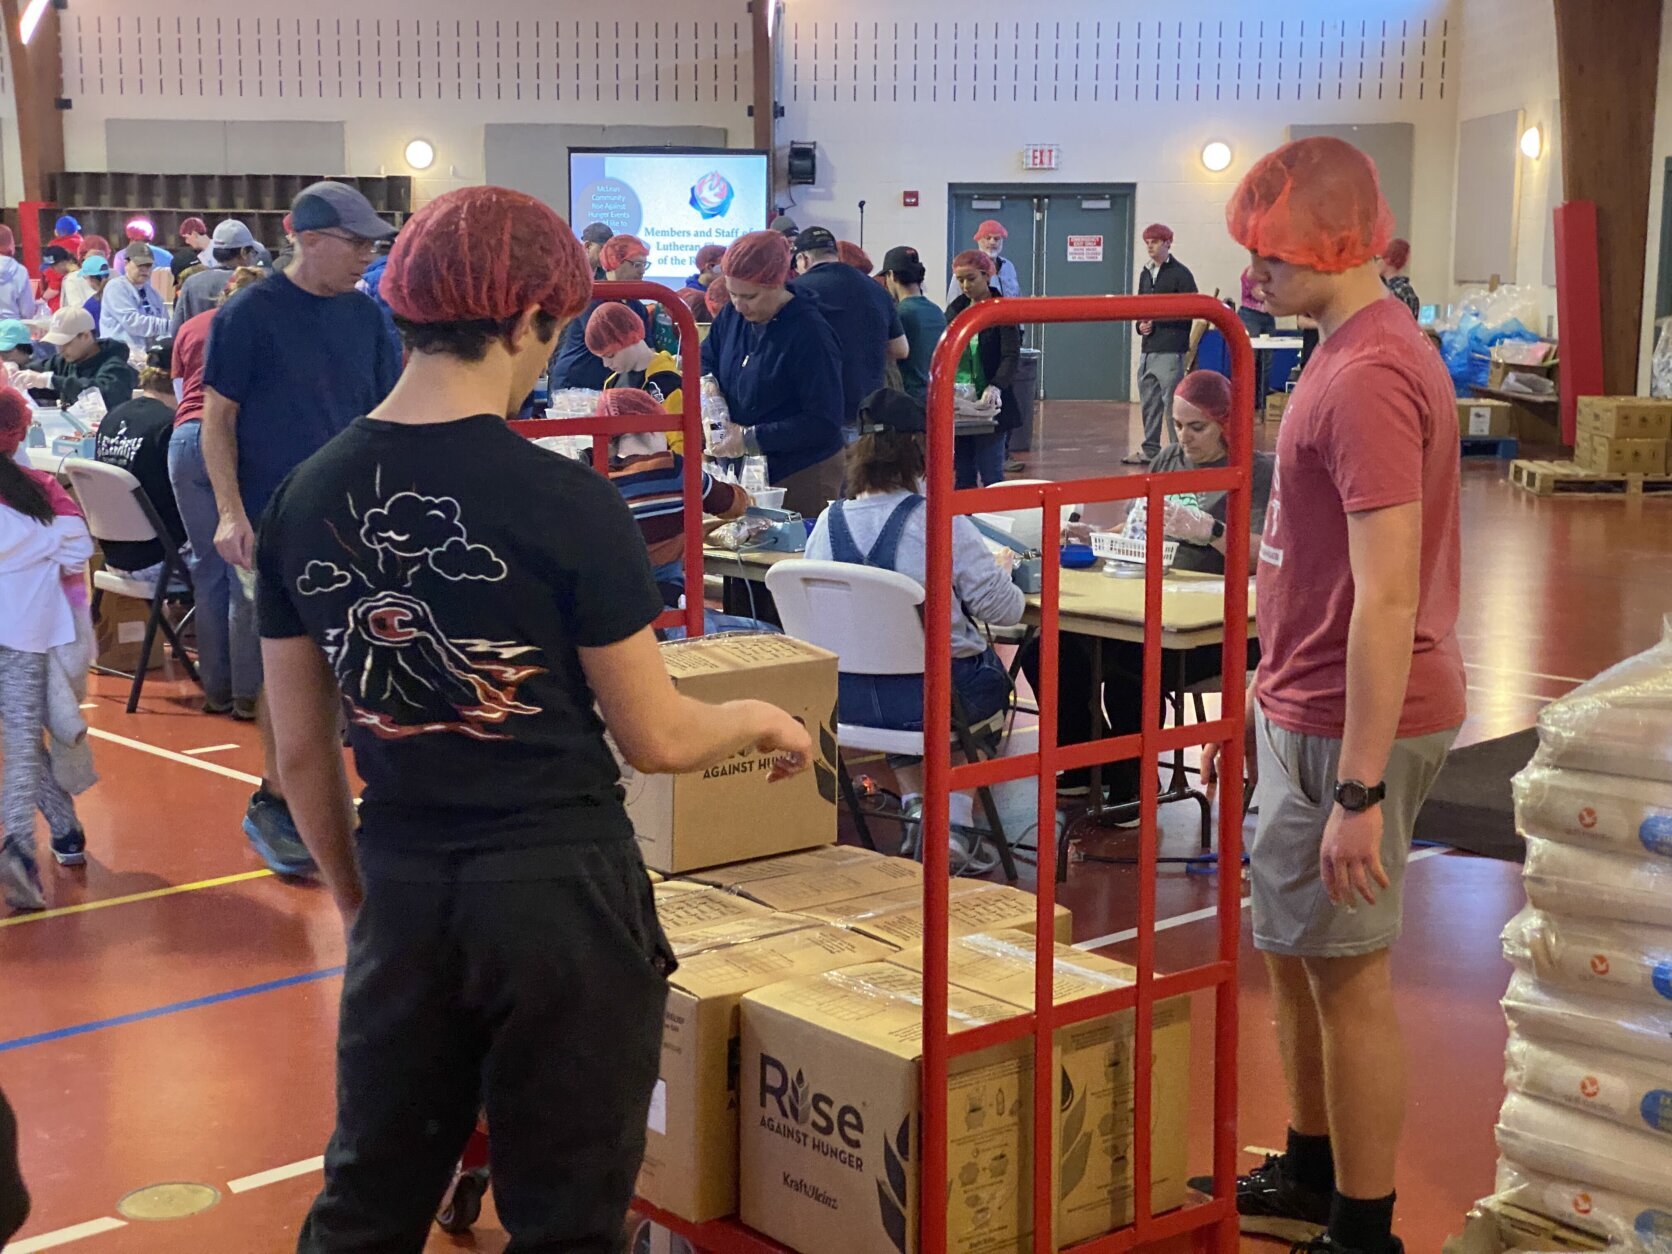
[[1210, 519, 1226, 541], [1334, 779, 1386, 812]]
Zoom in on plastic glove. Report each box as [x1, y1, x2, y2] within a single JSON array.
[[980, 385, 1002, 410], [1137, 320, 1154, 336], [1161, 500, 1216, 543], [709, 421, 749, 459], [993, 546, 1016, 575], [13, 370, 48, 390]]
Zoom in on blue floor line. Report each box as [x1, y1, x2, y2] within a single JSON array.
[[0, 965, 346, 1054]]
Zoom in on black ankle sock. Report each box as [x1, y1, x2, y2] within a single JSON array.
[[1284, 1127, 1335, 1196], [1329, 1190, 1396, 1251]]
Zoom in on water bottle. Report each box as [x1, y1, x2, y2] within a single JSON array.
[[742, 456, 770, 495], [701, 374, 731, 450]]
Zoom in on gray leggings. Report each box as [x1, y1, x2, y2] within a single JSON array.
[[0, 646, 79, 850]]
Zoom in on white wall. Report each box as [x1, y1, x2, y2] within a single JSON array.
[[775, 0, 1460, 312], [0, 34, 22, 212], [48, 0, 754, 205], [1449, 0, 1561, 326]]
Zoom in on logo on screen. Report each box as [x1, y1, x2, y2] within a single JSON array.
[[689, 171, 735, 219]]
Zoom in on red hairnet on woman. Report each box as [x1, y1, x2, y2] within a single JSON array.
[[686, 243, 726, 292], [257, 183, 811, 1253], [701, 229, 846, 514], [589, 299, 688, 455], [598, 234, 650, 278], [837, 240, 873, 274]]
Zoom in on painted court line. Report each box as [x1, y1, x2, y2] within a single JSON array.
[[0, 869, 274, 930], [227, 1155, 326, 1194], [7, 1217, 127, 1252], [87, 726, 262, 787], [1072, 845, 1446, 952], [0, 966, 344, 1054], [183, 742, 242, 756]]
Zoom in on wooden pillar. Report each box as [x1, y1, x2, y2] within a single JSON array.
[[1553, 0, 1662, 394], [1, 0, 67, 203], [750, 0, 775, 191]]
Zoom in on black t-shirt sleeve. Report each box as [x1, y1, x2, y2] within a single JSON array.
[[254, 477, 308, 640], [553, 464, 666, 648]]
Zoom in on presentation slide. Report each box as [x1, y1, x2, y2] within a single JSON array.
[[570, 148, 770, 285]]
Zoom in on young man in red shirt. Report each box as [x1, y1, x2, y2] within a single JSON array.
[[1200, 137, 1466, 1254]]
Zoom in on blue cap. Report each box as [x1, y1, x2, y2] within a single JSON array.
[[55, 215, 81, 236], [80, 255, 110, 278], [289, 181, 397, 241], [0, 319, 34, 352]]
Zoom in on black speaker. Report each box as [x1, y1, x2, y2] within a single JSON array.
[[787, 141, 817, 186]]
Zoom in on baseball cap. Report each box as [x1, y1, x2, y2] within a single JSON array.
[[42, 245, 74, 267], [43, 306, 96, 346], [79, 255, 111, 278], [880, 245, 922, 274], [0, 319, 33, 352], [857, 388, 926, 435], [289, 181, 398, 241], [769, 213, 800, 237], [791, 226, 838, 256], [211, 219, 258, 249], [581, 221, 615, 245], [54, 215, 81, 237], [125, 242, 155, 265]]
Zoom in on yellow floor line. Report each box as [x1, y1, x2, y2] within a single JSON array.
[[0, 869, 275, 929]]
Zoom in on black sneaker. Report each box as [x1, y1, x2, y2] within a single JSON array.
[[1290, 1236, 1403, 1254], [50, 828, 87, 867], [1187, 1154, 1329, 1243]]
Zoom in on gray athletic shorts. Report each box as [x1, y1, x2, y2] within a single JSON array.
[[1250, 707, 1458, 958]]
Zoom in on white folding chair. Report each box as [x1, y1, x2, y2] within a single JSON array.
[[62, 458, 199, 714], [765, 559, 1017, 882]]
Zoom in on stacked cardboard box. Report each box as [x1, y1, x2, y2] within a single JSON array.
[[1462, 631, 1672, 1249], [1573, 397, 1672, 477]]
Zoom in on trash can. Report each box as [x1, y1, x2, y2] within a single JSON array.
[[1009, 348, 1042, 452]]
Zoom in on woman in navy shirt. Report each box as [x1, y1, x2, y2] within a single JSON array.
[[701, 231, 845, 517]]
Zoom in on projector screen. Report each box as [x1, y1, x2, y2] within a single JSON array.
[[569, 147, 771, 285]]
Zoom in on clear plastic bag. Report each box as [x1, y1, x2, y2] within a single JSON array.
[[1654, 319, 1672, 400], [1502, 972, 1672, 1067], [1513, 764, 1672, 860], [1522, 838, 1672, 930], [1532, 616, 1672, 784], [1503, 1032, 1672, 1141], [1492, 1158, 1672, 1251], [1496, 1092, 1672, 1206], [1503, 907, 1672, 1009]]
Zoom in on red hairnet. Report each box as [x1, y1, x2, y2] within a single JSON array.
[[79, 235, 111, 260], [694, 243, 727, 269], [1173, 370, 1233, 426], [951, 249, 995, 277], [705, 275, 731, 315], [973, 219, 1008, 240], [1383, 238, 1411, 270], [1142, 223, 1174, 243], [676, 287, 709, 319], [125, 217, 155, 242], [838, 241, 873, 273], [593, 387, 666, 420], [0, 226, 12, 257], [382, 185, 592, 324], [599, 234, 650, 272], [584, 302, 648, 356], [1226, 137, 1394, 274], [0, 389, 31, 457], [722, 231, 792, 287], [180, 217, 208, 238]]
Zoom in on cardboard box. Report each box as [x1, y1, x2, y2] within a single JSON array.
[[830, 882, 1074, 947], [738, 937, 1190, 1254], [1488, 342, 1558, 391], [685, 844, 884, 892], [653, 884, 776, 940], [92, 585, 166, 673], [1264, 391, 1290, 424], [1442, 1200, 1607, 1253], [797, 877, 994, 925], [1575, 396, 1672, 442], [638, 921, 897, 1223], [734, 858, 923, 913], [623, 635, 840, 872], [1578, 433, 1667, 476], [1459, 398, 1516, 438]]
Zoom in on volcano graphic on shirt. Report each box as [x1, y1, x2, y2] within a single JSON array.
[[300, 482, 545, 742]]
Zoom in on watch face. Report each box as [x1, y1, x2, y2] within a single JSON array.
[[1338, 781, 1369, 810]]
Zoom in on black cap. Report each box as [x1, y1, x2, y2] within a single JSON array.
[[791, 226, 838, 256], [581, 221, 615, 245], [42, 245, 74, 266], [857, 388, 925, 435], [879, 245, 921, 275]]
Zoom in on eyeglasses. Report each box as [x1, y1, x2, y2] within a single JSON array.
[[314, 230, 379, 254]]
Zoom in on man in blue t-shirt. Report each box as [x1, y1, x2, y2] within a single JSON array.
[[202, 180, 401, 878], [789, 227, 907, 436]]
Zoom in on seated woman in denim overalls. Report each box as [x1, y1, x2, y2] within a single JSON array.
[[805, 388, 1024, 866]]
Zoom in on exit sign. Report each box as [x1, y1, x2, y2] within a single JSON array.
[[1022, 144, 1060, 170]]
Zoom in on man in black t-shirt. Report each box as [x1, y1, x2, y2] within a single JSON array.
[[790, 226, 908, 437], [93, 365, 187, 575], [256, 186, 810, 1251]]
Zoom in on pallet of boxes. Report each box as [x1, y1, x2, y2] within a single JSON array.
[[1510, 398, 1672, 498], [1445, 618, 1672, 1252], [624, 632, 1193, 1253]]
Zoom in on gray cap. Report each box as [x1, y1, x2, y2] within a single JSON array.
[[581, 221, 615, 245], [289, 181, 398, 241], [211, 218, 257, 249], [769, 214, 800, 237]]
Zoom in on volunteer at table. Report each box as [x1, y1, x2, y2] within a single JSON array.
[[552, 234, 654, 391], [1018, 370, 1271, 804], [253, 185, 810, 1249], [586, 302, 685, 452], [945, 249, 1021, 488], [702, 230, 846, 517], [685, 243, 726, 291]]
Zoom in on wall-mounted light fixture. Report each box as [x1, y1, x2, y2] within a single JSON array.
[[1520, 124, 1544, 159], [1201, 140, 1233, 173], [404, 139, 435, 171]]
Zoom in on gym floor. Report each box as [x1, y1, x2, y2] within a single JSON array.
[[3, 402, 1667, 1253]]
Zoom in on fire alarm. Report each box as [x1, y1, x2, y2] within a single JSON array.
[[902, 190, 920, 207]]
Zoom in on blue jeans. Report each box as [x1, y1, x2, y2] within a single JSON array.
[[167, 421, 261, 704], [954, 432, 1006, 489], [650, 558, 777, 638], [838, 648, 1010, 733]]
